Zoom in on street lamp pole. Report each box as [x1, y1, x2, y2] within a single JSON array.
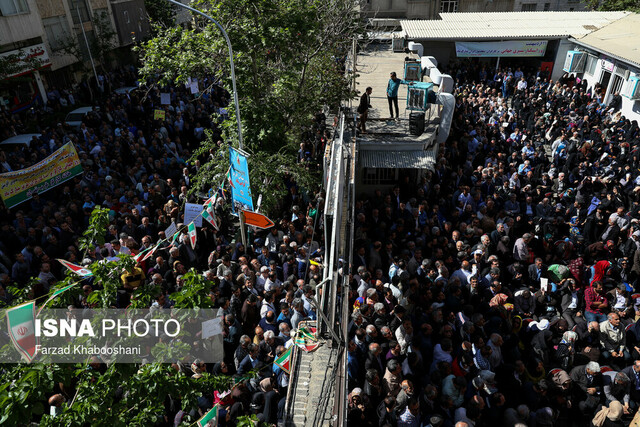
[[163, 0, 244, 150]]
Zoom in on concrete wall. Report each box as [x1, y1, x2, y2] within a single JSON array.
[[513, 0, 585, 11], [458, 0, 515, 12], [551, 38, 572, 81], [362, 0, 435, 19], [0, 0, 45, 45], [35, 0, 66, 18]]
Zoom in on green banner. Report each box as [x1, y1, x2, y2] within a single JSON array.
[[0, 142, 83, 208]]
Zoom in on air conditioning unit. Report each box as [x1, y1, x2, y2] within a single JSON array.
[[392, 35, 405, 53], [563, 51, 586, 73], [622, 75, 640, 100]]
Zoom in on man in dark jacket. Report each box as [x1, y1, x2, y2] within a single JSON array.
[[570, 362, 603, 413], [621, 360, 640, 408], [357, 87, 372, 133]]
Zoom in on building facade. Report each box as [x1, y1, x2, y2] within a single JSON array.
[[1, 0, 150, 112], [0, 0, 51, 111], [361, 0, 584, 20]]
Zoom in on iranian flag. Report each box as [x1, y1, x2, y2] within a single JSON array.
[[133, 244, 157, 264], [57, 259, 93, 277], [167, 229, 182, 249], [293, 325, 319, 352], [6, 301, 38, 362], [188, 222, 197, 249], [197, 405, 218, 427], [38, 282, 79, 315], [202, 201, 218, 230], [274, 346, 292, 374]]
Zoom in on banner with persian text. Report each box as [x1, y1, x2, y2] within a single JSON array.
[[455, 40, 548, 58], [0, 142, 83, 208]]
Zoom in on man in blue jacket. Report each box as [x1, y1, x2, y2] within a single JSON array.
[[387, 72, 409, 120]]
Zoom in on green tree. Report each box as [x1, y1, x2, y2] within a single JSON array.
[[144, 0, 176, 29], [137, 0, 365, 214], [586, 0, 640, 11], [0, 208, 237, 425]]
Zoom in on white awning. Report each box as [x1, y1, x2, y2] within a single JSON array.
[[359, 150, 436, 169]]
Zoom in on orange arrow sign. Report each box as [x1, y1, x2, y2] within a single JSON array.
[[242, 210, 275, 229]]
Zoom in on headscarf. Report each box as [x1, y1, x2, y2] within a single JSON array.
[[560, 331, 578, 345], [592, 400, 623, 427], [591, 260, 611, 285], [489, 293, 508, 307]]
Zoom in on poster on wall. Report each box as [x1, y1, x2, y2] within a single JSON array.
[[455, 40, 548, 57]]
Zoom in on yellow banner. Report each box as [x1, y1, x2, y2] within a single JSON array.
[[0, 142, 83, 208]]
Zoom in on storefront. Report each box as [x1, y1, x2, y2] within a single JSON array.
[[0, 43, 51, 113], [562, 14, 640, 122]]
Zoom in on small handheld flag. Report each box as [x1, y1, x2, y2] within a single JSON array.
[[57, 259, 93, 277], [197, 405, 218, 427], [274, 346, 292, 374], [188, 222, 197, 249]]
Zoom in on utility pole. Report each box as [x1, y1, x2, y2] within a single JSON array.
[[163, 0, 244, 150]]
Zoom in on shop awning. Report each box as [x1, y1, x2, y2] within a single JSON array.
[[359, 149, 436, 169]]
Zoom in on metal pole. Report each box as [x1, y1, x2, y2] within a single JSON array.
[[164, 0, 244, 150], [239, 210, 247, 249], [77, 6, 101, 93]]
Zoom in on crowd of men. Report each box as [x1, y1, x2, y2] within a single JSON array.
[[0, 68, 329, 425], [346, 61, 640, 427]]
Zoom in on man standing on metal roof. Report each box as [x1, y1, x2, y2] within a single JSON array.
[[386, 72, 409, 121]]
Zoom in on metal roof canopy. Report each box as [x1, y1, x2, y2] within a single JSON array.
[[360, 150, 436, 169], [572, 14, 640, 69], [401, 11, 629, 41]]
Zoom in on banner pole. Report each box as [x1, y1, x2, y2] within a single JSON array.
[[239, 210, 247, 249]]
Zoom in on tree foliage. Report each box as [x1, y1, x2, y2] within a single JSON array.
[[137, 0, 365, 215], [144, 0, 176, 29], [0, 209, 235, 425], [586, 0, 640, 12]]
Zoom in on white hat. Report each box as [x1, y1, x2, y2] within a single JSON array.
[[530, 319, 550, 331]]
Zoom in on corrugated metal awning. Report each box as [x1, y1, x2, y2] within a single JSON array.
[[360, 150, 436, 169], [401, 11, 629, 41]]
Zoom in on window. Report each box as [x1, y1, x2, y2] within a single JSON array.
[[615, 64, 628, 78], [585, 54, 598, 76], [543, 2, 550, 10], [611, 74, 624, 96], [521, 3, 537, 11], [123, 10, 130, 24], [0, 0, 29, 16], [440, 0, 458, 13], [68, 0, 90, 24], [76, 30, 95, 61], [43, 16, 71, 52]]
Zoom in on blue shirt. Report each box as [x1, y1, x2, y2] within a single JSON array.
[[387, 78, 407, 97]]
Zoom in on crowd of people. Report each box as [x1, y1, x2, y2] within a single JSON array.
[[0, 67, 329, 425], [346, 60, 640, 427]]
